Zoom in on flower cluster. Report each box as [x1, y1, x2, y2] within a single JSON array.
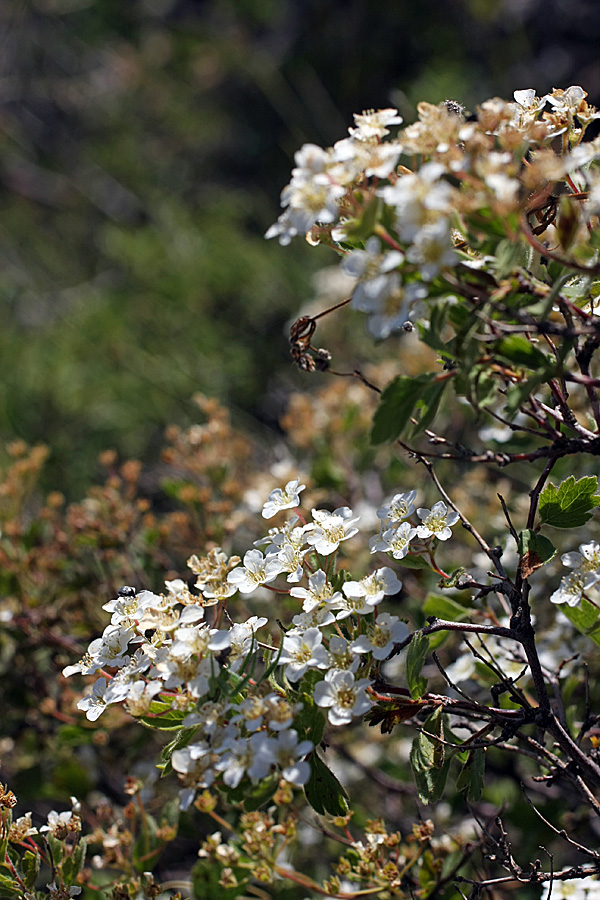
[[62, 478, 465, 810], [267, 88, 600, 339]]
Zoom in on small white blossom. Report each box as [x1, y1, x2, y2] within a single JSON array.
[[305, 506, 360, 555], [550, 570, 599, 607], [215, 732, 276, 788], [342, 567, 402, 606], [278, 627, 330, 682], [262, 477, 306, 519], [314, 670, 372, 725], [350, 613, 409, 659], [416, 501, 459, 541], [377, 490, 417, 524], [349, 108, 403, 140], [272, 729, 313, 786], [227, 549, 283, 594], [290, 569, 342, 613], [370, 521, 417, 559]]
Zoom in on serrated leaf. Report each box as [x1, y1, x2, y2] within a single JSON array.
[[371, 374, 432, 444], [406, 632, 429, 699], [517, 529, 556, 577], [539, 476, 600, 529], [559, 596, 600, 648], [304, 752, 349, 816], [139, 705, 188, 730]]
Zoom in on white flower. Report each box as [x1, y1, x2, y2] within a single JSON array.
[[290, 569, 342, 613], [262, 478, 306, 519], [40, 809, 80, 836], [350, 613, 409, 659], [370, 521, 417, 559], [342, 567, 402, 607], [278, 627, 330, 682], [550, 541, 600, 607], [226, 616, 268, 672], [290, 608, 336, 631], [549, 875, 600, 899], [377, 490, 417, 524], [305, 507, 360, 555], [378, 162, 454, 242], [406, 219, 458, 280], [416, 501, 459, 541], [562, 541, 600, 573], [341, 237, 404, 312], [124, 679, 163, 716], [227, 549, 283, 594], [550, 570, 599, 607], [215, 732, 276, 788], [349, 108, 403, 140], [272, 729, 313, 786], [327, 635, 360, 673], [77, 677, 111, 721], [314, 671, 372, 725]]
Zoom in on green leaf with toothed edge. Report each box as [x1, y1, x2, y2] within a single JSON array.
[[539, 476, 600, 529]]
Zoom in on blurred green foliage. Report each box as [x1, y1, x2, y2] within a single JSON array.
[[1, 0, 599, 495]]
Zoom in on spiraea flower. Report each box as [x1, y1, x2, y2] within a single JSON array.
[[305, 506, 360, 555], [262, 477, 306, 519], [416, 501, 460, 541], [227, 549, 283, 594], [278, 627, 330, 682], [314, 670, 373, 725]]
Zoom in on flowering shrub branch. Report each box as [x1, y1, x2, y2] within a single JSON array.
[[7, 84, 600, 898]]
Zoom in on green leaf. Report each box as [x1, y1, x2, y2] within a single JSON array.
[[495, 335, 550, 370], [559, 597, 600, 648], [0, 872, 21, 893], [304, 751, 349, 816], [224, 775, 279, 811], [411, 379, 449, 437], [192, 859, 249, 900], [406, 632, 429, 699], [539, 476, 600, 529], [22, 849, 41, 891], [409, 709, 451, 804], [342, 197, 383, 242], [456, 748, 485, 801], [371, 374, 432, 444], [491, 238, 530, 278], [294, 702, 326, 746], [139, 703, 188, 730], [132, 811, 161, 873], [423, 594, 469, 622], [395, 554, 433, 570], [517, 529, 557, 577]]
